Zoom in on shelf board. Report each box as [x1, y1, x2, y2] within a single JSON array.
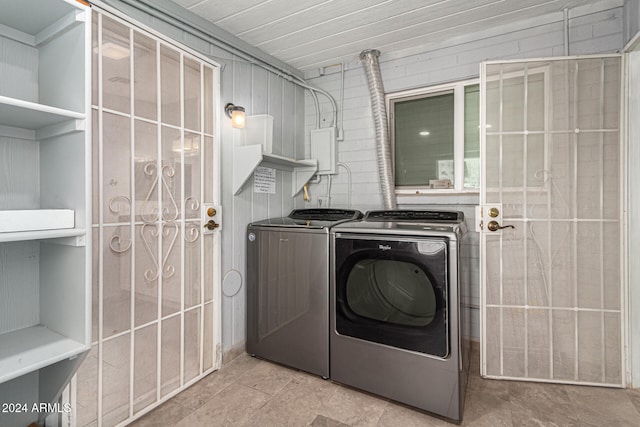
[[233, 144, 318, 196], [260, 153, 316, 170], [0, 209, 74, 233], [0, 96, 85, 131], [0, 228, 85, 244], [0, 326, 87, 384]]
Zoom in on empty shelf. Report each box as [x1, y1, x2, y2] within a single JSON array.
[[0, 96, 85, 131], [0, 326, 87, 384], [0, 209, 74, 233]]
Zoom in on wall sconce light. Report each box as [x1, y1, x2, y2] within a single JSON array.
[[225, 103, 246, 129]]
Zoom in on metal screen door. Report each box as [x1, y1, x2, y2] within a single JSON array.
[[74, 8, 221, 426], [479, 56, 624, 386]]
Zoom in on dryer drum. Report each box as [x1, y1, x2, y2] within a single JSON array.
[[346, 259, 437, 327], [334, 238, 449, 358]]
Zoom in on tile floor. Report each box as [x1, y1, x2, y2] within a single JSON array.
[[131, 345, 640, 427]]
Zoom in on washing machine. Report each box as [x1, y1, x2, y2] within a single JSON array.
[[247, 208, 363, 378], [330, 210, 470, 421]]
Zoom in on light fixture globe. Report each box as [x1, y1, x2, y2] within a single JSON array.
[[225, 103, 246, 129]]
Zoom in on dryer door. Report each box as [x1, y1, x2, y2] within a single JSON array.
[[334, 235, 449, 358]]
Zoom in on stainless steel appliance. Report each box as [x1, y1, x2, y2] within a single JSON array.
[[247, 208, 363, 378], [330, 210, 470, 421]]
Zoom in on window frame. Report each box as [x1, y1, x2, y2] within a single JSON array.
[[387, 78, 480, 195]]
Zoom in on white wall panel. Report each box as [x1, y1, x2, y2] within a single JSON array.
[[268, 73, 283, 156], [220, 61, 303, 358], [0, 38, 38, 102]]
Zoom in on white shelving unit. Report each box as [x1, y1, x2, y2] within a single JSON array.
[[233, 144, 318, 196], [0, 0, 91, 425]]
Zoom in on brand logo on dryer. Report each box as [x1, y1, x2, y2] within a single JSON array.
[[378, 244, 392, 251]]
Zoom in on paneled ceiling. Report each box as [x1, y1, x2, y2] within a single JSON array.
[[168, 0, 610, 71]]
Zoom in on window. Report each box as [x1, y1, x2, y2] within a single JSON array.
[[389, 79, 480, 193]]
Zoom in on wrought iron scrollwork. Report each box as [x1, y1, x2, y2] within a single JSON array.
[[109, 231, 132, 253], [185, 222, 200, 243], [108, 195, 131, 215], [109, 161, 202, 286]]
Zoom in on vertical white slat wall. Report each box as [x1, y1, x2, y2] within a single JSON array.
[[221, 54, 306, 359]]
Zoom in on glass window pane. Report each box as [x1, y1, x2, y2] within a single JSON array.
[[134, 33, 157, 120], [134, 324, 157, 414], [502, 76, 525, 132], [464, 84, 480, 188], [184, 131, 201, 220], [103, 112, 131, 224], [184, 308, 201, 382], [394, 92, 454, 187], [527, 72, 545, 131], [136, 224, 158, 327], [103, 225, 132, 338], [161, 315, 180, 397], [102, 334, 130, 425], [204, 67, 214, 135], [184, 58, 201, 131], [161, 46, 180, 126], [102, 17, 130, 114]]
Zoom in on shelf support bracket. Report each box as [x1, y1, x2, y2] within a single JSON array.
[[233, 145, 264, 195], [292, 162, 318, 197]]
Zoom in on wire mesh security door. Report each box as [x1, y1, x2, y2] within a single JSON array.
[[479, 56, 624, 386], [75, 9, 221, 426]]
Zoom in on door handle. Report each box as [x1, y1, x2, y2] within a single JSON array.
[[204, 220, 220, 230], [487, 220, 514, 232]]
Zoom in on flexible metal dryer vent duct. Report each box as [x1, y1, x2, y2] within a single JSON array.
[[359, 49, 397, 209]]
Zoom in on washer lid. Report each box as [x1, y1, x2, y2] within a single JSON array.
[[288, 208, 363, 221], [333, 209, 467, 238], [249, 208, 363, 229], [364, 210, 464, 223]]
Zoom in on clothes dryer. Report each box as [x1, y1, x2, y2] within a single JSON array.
[[330, 210, 470, 421]]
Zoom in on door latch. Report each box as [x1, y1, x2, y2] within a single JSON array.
[[203, 204, 221, 233], [486, 220, 515, 232], [477, 204, 512, 233], [204, 220, 220, 230]]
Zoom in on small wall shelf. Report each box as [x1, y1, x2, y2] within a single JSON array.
[[233, 144, 318, 197], [0, 96, 85, 135], [0, 228, 86, 244], [0, 326, 86, 384], [0, 209, 74, 233]]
